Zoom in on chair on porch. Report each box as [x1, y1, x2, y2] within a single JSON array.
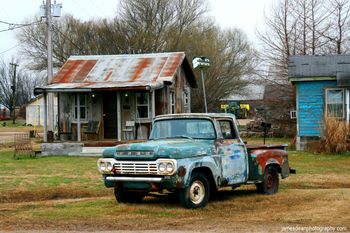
[[59, 119, 72, 141], [83, 120, 101, 140], [122, 121, 135, 140]]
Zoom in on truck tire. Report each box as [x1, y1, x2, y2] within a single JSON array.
[[256, 166, 279, 194], [114, 187, 146, 203], [179, 172, 210, 208]]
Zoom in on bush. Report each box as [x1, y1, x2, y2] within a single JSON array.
[[319, 117, 349, 154]]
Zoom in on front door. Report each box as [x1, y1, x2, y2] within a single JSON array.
[[103, 92, 117, 139], [217, 119, 248, 185]]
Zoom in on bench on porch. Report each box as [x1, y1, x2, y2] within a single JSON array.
[[83, 120, 101, 140]]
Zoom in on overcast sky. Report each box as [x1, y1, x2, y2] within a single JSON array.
[[0, 0, 276, 60]]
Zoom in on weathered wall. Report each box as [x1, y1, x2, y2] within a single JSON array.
[[26, 95, 58, 126], [297, 80, 337, 137]]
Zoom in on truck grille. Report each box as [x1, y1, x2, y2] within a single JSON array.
[[113, 161, 158, 175]]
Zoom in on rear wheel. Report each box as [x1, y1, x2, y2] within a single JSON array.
[[114, 187, 146, 203], [179, 172, 210, 208], [256, 166, 279, 194]]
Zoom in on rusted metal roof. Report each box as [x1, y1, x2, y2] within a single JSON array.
[[36, 52, 196, 93]]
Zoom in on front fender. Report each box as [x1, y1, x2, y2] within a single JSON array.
[[176, 155, 220, 188]]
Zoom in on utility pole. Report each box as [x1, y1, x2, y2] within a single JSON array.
[[40, 0, 61, 141], [10, 63, 18, 124], [46, 0, 54, 134], [192, 57, 210, 113]]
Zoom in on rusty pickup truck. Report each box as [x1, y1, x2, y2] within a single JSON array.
[[97, 113, 294, 208]]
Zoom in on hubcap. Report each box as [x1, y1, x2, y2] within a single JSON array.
[[266, 173, 274, 190], [190, 180, 205, 205]]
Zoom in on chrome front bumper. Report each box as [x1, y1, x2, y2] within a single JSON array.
[[105, 176, 163, 182]]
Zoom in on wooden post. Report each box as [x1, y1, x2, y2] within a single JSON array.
[[117, 92, 121, 141], [43, 93, 48, 142], [151, 90, 155, 120], [77, 93, 81, 142]]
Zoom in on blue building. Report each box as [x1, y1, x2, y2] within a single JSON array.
[[288, 55, 350, 150]]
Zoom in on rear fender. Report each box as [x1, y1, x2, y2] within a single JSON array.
[[250, 149, 289, 179]]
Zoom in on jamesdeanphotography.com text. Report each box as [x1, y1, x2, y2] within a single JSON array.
[[281, 226, 348, 232]]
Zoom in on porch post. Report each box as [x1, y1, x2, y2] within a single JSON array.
[[77, 93, 81, 142], [151, 90, 155, 120], [43, 92, 48, 142], [117, 92, 121, 141]]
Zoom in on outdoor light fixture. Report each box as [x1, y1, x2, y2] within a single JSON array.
[[192, 56, 210, 113]]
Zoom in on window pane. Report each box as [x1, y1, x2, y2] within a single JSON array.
[[137, 106, 148, 118], [80, 94, 85, 106], [327, 90, 343, 104], [150, 119, 216, 139], [327, 89, 344, 118], [219, 121, 234, 139], [327, 104, 343, 118], [137, 93, 148, 105], [80, 107, 86, 119]]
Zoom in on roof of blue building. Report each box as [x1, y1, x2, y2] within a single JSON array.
[[288, 55, 350, 84]]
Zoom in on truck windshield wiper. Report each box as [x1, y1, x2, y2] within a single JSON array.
[[151, 135, 193, 140], [173, 135, 193, 140]]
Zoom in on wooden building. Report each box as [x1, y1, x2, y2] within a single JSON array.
[[289, 55, 350, 150], [35, 52, 197, 143]]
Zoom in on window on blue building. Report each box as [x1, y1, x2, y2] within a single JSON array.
[[326, 89, 344, 118]]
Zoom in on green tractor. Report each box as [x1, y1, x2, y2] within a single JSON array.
[[221, 102, 249, 119]]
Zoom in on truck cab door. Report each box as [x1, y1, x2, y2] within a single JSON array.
[[216, 119, 248, 185]]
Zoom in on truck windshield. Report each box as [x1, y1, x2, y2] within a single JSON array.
[[150, 118, 216, 140]]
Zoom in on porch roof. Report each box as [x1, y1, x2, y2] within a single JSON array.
[[35, 52, 196, 93]]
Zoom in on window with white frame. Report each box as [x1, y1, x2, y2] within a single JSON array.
[[170, 91, 175, 113], [326, 88, 344, 118], [73, 93, 87, 120], [136, 92, 149, 119], [184, 91, 189, 106]]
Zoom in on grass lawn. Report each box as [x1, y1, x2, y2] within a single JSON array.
[[243, 136, 293, 146], [0, 119, 43, 132], [0, 149, 349, 232], [0, 150, 109, 203]]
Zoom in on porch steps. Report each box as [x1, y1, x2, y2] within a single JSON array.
[[79, 147, 105, 157]]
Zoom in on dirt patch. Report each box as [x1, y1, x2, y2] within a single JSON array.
[[0, 188, 349, 232], [0, 187, 109, 203]]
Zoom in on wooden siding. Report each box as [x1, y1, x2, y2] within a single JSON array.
[[297, 80, 336, 137]]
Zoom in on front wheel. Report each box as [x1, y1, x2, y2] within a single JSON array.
[[114, 187, 146, 203], [179, 172, 210, 208], [256, 166, 279, 194]]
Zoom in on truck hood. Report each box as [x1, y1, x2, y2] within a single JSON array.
[[110, 139, 216, 160]]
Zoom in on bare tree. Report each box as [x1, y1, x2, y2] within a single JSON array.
[[16, 0, 257, 113], [325, 0, 350, 54], [188, 25, 258, 112], [0, 58, 45, 117]]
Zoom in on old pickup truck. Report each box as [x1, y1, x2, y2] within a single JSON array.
[[97, 113, 293, 208]]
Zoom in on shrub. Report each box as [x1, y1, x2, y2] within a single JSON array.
[[319, 117, 349, 154]]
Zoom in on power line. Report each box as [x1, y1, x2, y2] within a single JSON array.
[[0, 20, 43, 33], [0, 44, 20, 55], [52, 24, 83, 52]]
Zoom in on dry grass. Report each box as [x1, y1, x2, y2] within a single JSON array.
[[0, 151, 349, 232], [319, 117, 349, 153]]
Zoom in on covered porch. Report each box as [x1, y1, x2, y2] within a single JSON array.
[[34, 52, 196, 151]]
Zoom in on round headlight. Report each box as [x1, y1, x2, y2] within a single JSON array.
[[158, 162, 166, 172], [100, 162, 106, 171], [107, 162, 113, 171], [166, 163, 174, 173]]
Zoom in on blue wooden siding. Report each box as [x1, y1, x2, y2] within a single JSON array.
[[297, 80, 337, 136]]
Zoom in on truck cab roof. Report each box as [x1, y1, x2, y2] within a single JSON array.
[[154, 113, 237, 121]]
